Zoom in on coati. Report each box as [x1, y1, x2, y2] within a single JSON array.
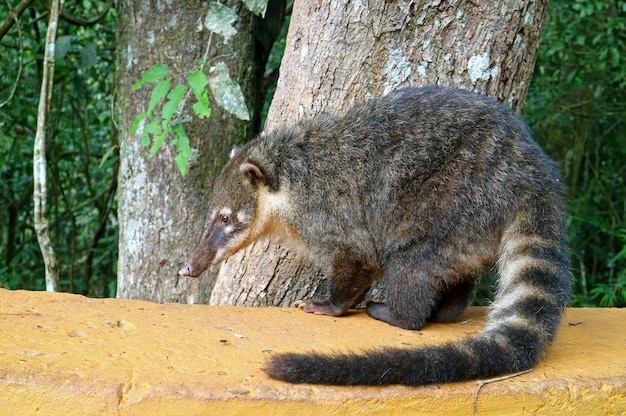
[[179, 86, 572, 386]]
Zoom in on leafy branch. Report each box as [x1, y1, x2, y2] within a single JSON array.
[[130, 1, 266, 177]]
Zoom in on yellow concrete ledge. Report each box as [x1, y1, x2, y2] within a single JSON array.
[[0, 289, 624, 415]]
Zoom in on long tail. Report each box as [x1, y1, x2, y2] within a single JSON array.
[[265, 337, 535, 386], [265, 202, 572, 386]]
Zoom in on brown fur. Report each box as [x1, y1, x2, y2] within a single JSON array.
[[179, 87, 571, 385]]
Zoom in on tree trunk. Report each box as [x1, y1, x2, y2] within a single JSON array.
[[115, 0, 262, 303], [33, 0, 63, 293], [211, 0, 548, 306]]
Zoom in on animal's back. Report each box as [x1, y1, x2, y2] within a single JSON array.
[[279, 87, 563, 269]]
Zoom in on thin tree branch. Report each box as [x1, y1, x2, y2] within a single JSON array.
[[0, 0, 27, 108], [0, 0, 34, 42], [61, 0, 114, 26], [473, 369, 533, 416], [33, 0, 63, 292]]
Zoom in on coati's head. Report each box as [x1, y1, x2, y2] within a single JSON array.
[[178, 140, 285, 278]]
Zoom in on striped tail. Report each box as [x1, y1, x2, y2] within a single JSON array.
[[264, 203, 572, 386]]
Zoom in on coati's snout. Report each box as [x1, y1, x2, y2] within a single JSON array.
[[178, 207, 255, 278], [178, 218, 220, 278], [179, 156, 278, 278]]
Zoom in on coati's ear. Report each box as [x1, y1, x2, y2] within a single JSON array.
[[229, 146, 241, 159], [240, 162, 265, 186]]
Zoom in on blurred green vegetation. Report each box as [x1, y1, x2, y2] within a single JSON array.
[[0, 1, 118, 297], [1, 0, 624, 306], [524, 0, 626, 306]]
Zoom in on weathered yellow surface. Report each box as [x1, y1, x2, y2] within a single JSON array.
[[0, 288, 624, 415]]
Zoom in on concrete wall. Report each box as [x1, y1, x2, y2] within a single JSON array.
[[1, 289, 624, 415]]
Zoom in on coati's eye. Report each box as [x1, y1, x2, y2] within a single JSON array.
[[220, 215, 230, 223]]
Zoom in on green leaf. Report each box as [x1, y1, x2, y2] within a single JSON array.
[[149, 130, 169, 157], [142, 119, 163, 149], [144, 119, 162, 135], [140, 128, 150, 148], [188, 70, 211, 118], [174, 152, 188, 177], [188, 70, 208, 93], [161, 84, 186, 123], [610, 46, 620, 68], [130, 112, 148, 136], [243, 0, 268, 16], [611, 244, 626, 264], [172, 125, 193, 177], [132, 64, 170, 90], [207, 62, 250, 121], [147, 79, 171, 116], [55, 35, 72, 59], [98, 145, 118, 169], [192, 100, 212, 119], [204, 2, 238, 43], [81, 44, 97, 69], [172, 124, 193, 157]]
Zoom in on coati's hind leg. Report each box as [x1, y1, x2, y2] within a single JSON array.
[[428, 276, 479, 323], [295, 259, 375, 317], [366, 249, 440, 330]]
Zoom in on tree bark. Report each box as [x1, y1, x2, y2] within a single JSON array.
[[115, 0, 262, 303], [211, 0, 548, 306]]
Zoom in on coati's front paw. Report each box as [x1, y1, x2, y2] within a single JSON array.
[[294, 299, 346, 317]]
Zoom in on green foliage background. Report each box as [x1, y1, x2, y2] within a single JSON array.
[[1, 2, 118, 297], [525, 0, 626, 306], [1, 0, 624, 306]]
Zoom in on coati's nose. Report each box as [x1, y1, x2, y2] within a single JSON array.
[[178, 263, 194, 277]]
